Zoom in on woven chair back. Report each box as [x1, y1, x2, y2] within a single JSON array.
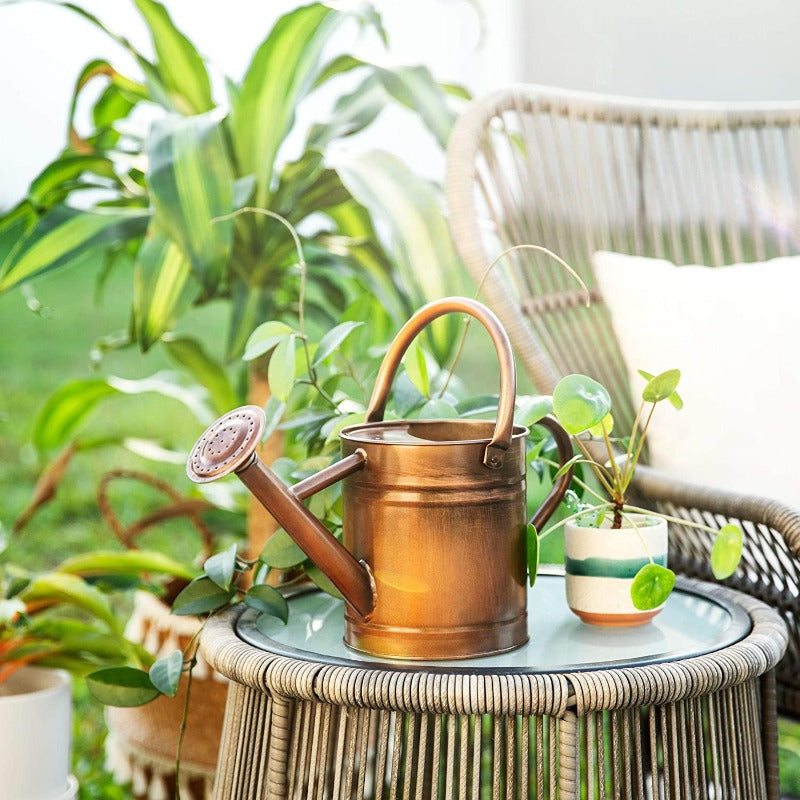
[[446, 85, 800, 434]]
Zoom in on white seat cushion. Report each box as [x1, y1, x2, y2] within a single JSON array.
[[592, 250, 800, 506]]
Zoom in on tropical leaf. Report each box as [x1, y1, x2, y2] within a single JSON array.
[[132, 0, 213, 114], [32, 379, 120, 452], [57, 550, 197, 582], [171, 575, 232, 616], [133, 223, 193, 350], [0, 206, 149, 292], [29, 154, 117, 207], [204, 543, 238, 591], [21, 572, 119, 631], [233, 3, 342, 207], [162, 334, 238, 414], [334, 150, 468, 361], [147, 110, 234, 292], [244, 585, 289, 624], [0, 201, 36, 275]]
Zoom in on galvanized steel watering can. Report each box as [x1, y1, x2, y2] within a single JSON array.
[[187, 298, 573, 659]]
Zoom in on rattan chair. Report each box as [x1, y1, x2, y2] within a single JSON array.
[[445, 84, 800, 720]]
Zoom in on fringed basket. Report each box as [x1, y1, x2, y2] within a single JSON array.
[[105, 592, 228, 800]]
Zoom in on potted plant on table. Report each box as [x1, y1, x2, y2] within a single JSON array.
[[540, 368, 744, 625]]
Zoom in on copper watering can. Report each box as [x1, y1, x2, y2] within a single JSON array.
[[187, 298, 573, 659]]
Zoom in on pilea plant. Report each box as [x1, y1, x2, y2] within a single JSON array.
[[535, 368, 744, 611]]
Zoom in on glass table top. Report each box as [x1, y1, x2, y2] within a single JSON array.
[[236, 572, 751, 674]]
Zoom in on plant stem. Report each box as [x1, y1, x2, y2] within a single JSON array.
[[539, 457, 609, 504], [573, 436, 616, 496], [622, 401, 646, 479], [538, 502, 615, 540], [621, 504, 727, 536], [621, 403, 656, 492], [618, 510, 655, 565]]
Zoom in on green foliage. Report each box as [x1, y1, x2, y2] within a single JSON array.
[[86, 666, 159, 707], [148, 649, 184, 697], [0, 0, 467, 362]]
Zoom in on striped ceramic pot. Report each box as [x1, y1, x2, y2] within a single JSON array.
[[564, 515, 669, 626]]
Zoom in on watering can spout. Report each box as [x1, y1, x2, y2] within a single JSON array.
[[186, 406, 375, 618]]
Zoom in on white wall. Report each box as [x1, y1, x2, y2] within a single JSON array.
[[519, 0, 800, 100], [0, 0, 522, 207]]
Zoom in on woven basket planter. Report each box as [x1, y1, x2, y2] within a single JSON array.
[[105, 592, 228, 800]]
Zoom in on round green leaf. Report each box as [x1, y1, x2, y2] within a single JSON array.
[[526, 523, 539, 588], [259, 528, 307, 569], [641, 369, 681, 403], [149, 650, 184, 698], [204, 543, 238, 591], [588, 413, 614, 438], [244, 584, 289, 624], [86, 667, 159, 707], [630, 564, 676, 610], [171, 575, 233, 616], [552, 374, 611, 435], [711, 524, 743, 580]]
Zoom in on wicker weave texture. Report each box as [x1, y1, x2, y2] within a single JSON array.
[[202, 579, 786, 799]]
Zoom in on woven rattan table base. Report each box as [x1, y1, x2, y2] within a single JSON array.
[[201, 578, 787, 799]]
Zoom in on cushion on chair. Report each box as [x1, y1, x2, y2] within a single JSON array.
[[592, 250, 800, 506]]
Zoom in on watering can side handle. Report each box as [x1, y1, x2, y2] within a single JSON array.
[[529, 415, 575, 532], [365, 297, 516, 469]]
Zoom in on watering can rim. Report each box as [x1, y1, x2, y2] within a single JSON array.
[[339, 418, 531, 447]]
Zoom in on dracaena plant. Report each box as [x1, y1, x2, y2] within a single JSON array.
[[1, 0, 471, 538], [0, 0, 467, 362], [538, 369, 744, 611]]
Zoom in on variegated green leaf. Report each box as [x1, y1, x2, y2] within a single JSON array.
[[29, 154, 117, 207], [133, 225, 193, 350], [233, 4, 342, 207], [0, 206, 149, 293], [0, 201, 36, 273], [32, 378, 120, 452], [147, 111, 234, 293], [334, 150, 468, 361], [162, 334, 238, 414], [132, 0, 213, 114]]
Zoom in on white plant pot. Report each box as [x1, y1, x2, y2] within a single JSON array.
[[0, 667, 77, 800], [564, 514, 669, 626]]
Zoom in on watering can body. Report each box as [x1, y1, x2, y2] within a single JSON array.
[[187, 298, 573, 660]]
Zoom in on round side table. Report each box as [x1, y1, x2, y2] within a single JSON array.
[[201, 573, 787, 799]]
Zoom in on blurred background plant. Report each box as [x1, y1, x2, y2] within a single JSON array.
[[0, 0, 475, 793]]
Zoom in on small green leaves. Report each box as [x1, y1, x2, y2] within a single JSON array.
[[260, 529, 307, 569], [312, 321, 363, 366], [552, 374, 611, 435], [630, 564, 676, 610], [149, 650, 184, 697], [87, 667, 160, 707], [171, 575, 232, 616], [267, 334, 297, 402], [244, 585, 289, 624], [638, 369, 683, 409], [203, 543, 238, 591], [243, 321, 294, 361], [710, 524, 743, 579], [526, 524, 540, 588], [403, 341, 429, 397]]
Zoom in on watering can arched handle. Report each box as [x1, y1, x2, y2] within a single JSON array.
[[366, 297, 516, 469]]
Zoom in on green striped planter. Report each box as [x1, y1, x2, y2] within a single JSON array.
[[564, 515, 669, 626]]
